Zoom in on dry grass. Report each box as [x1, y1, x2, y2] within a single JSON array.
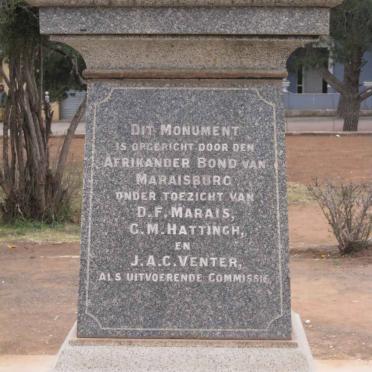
[[0, 222, 80, 243], [287, 182, 314, 204]]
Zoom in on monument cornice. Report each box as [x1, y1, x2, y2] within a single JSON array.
[[53, 36, 309, 79], [28, 0, 344, 8]]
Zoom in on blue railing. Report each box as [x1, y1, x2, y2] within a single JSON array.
[[284, 93, 372, 111]]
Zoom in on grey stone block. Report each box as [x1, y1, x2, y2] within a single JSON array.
[[52, 313, 313, 372], [29, 0, 344, 9], [39, 7, 330, 35], [50, 36, 308, 78]]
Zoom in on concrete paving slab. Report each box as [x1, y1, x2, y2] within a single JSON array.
[[286, 116, 372, 132], [316, 359, 372, 372], [0, 355, 55, 372], [1, 355, 372, 372]]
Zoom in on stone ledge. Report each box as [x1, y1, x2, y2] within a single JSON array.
[[51, 313, 313, 372], [69, 336, 298, 348], [52, 36, 308, 78], [28, 0, 343, 8], [83, 69, 289, 79]]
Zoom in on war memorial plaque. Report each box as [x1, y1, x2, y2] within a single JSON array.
[[77, 82, 290, 339]]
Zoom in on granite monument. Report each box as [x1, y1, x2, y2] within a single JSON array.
[[30, 0, 342, 370]]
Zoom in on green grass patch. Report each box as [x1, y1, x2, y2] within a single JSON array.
[[287, 182, 314, 204], [0, 221, 80, 243]]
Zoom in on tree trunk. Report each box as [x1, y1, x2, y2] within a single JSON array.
[[321, 47, 364, 132], [0, 42, 86, 223], [54, 96, 86, 190], [341, 50, 363, 132], [341, 94, 361, 132], [337, 94, 345, 118]]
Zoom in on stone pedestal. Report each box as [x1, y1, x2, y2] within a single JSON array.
[[29, 1, 341, 371], [52, 313, 314, 372]]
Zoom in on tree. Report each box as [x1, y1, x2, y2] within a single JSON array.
[[289, 0, 372, 131], [0, 0, 86, 223]]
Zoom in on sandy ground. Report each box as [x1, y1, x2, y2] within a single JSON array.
[[286, 135, 372, 184], [289, 204, 337, 250]]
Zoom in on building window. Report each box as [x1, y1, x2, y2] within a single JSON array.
[[322, 79, 328, 94], [287, 47, 329, 94], [297, 68, 303, 93]]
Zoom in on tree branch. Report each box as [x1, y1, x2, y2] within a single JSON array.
[[71, 54, 86, 87], [360, 87, 372, 101], [2, 103, 11, 185], [320, 67, 348, 95], [23, 89, 42, 166], [0, 57, 10, 88], [0, 171, 11, 196], [54, 96, 86, 193]]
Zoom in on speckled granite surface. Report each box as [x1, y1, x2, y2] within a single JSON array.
[[53, 314, 312, 371], [77, 79, 291, 339], [39, 7, 329, 35], [51, 36, 307, 78], [29, 0, 343, 8]]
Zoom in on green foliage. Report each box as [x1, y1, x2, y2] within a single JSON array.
[[0, 0, 42, 57], [44, 44, 86, 102], [288, 0, 372, 71], [0, 0, 85, 100], [330, 0, 372, 66], [287, 47, 328, 73]]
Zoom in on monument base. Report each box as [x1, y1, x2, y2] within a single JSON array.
[[52, 313, 313, 372]]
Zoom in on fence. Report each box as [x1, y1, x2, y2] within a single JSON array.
[[284, 92, 372, 111]]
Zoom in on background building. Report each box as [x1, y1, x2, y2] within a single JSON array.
[[285, 48, 372, 116]]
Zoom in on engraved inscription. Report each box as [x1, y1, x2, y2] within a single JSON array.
[[79, 87, 290, 339]]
